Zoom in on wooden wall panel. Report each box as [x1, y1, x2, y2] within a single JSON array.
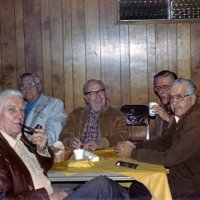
[[155, 24, 168, 71], [120, 24, 131, 105], [168, 24, 177, 74], [191, 23, 200, 101], [85, 0, 101, 80], [71, 0, 86, 108], [50, 0, 64, 101], [62, 0, 73, 113], [24, 0, 42, 76], [177, 23, 191, 78], [100, 0, 121, 108], [147, 24, 156, 103], [1, 0, 200, 139], [15, 0, 26, 76], [0, 0, 17, 89], [41, 0, 52, 96]]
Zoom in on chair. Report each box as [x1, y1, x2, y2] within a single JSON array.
[[120, 105, 150, 140]]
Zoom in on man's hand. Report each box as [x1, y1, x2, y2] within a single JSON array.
[[84, 140, 102, 151], [49, 191, 68, 200], [115, 141, 135, 158], [152, 104, 171, 123], [71, 137, 84, 149], [31, 127, 48, 153]]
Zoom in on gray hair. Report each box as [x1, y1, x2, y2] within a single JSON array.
[[170, 78, 197, 96], [0, 89, 24, 111], [83, 79, 105, 94], [18, 73, 41, 85]]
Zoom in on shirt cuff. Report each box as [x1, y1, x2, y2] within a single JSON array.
[[37, 146, 51, 157]]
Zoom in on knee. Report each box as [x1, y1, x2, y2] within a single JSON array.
[[92, 175, 110, 185]]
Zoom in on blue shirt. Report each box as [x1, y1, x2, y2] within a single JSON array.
[[24, 95, 41, 123]]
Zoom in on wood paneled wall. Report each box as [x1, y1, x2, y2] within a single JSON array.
[[1, 0, 200, 139]]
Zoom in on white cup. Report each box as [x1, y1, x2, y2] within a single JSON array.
[[73, 149, 85, 160], [149, 102, 158, 117]]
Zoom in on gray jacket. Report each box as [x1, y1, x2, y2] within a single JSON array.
[[25, 94, 67, 146]]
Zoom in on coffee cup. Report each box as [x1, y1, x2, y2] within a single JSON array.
[[73, 149, 85, 160], [149, 102, 158, 117]]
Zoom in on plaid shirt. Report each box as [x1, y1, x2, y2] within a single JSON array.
[[80, 108, 101, 143]]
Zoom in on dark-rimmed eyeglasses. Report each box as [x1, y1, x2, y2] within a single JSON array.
[[85, 88, 105, 97], [19, 82, 37, 90], [154, 85, 169, 92], [169, 94, 192, 102]]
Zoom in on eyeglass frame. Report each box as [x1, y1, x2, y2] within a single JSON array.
[[19, 82, 39, 90], [84, 88, 105, 97], [154, 85, 170, 92], [169, 94, 193, 102]]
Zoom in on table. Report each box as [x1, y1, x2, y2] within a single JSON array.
[[49, 148, 172, 200]]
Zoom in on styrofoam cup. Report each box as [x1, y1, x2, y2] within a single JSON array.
[[73, 149, 85, 160], [149, 102, 158, 117]]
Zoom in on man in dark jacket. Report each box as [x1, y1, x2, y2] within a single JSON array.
[[0, 89, 129, 200], [150, 70, 177, 139], [116, 78, 200, 199]]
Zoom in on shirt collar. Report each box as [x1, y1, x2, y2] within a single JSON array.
[[0, 130, 22, 148], [175, 116, 180, 123]]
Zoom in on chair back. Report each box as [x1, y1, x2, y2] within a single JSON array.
[[120, 105, 149, 126]]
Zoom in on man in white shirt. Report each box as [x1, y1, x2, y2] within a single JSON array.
[[0, 89, 129, 200]]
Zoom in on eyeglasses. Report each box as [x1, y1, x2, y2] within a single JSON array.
[[85, 88, 105, 97], [19, 82, 37, 90], [169, 94, 192, 102], [154, 85, 169, 92]]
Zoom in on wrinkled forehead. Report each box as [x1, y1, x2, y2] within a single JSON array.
[[87, 82, 104, 90], [170, 83, 188, 95], [154, 75, 174, 86], [20, 76, 34, 83]]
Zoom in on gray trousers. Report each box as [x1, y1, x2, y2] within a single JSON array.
[[65, 176, 130, 200]]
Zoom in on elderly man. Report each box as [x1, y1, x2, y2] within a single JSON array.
[[18, 73, 67, 146], [0, 89, 130, 200], [116, 78, 200, 199], [150, 70, 177, 139], [59, 79, 128, 150]]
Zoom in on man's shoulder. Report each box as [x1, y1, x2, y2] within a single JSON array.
[[70, 107, 86, 114], [40, 94, 64, 104], [103, 106, 124, 116]]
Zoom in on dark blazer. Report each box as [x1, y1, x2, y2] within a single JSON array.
[[133, 103, 200, 197], [0, 133, 54, 200]]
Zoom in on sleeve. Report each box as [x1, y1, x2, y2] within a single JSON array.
[[43, 98, 67, 146], [0, 155, 50, 200], [132, 118, 200, 167], [59, 108, 83, 146], [99, 109, 129, 147]]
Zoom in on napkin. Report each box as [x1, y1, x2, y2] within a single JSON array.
[[67, 159, 94, 168], [84, 150, 99, 162]]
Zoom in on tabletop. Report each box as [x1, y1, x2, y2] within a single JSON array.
[[49, 148, 172, 200]]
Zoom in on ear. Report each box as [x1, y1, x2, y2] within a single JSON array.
[[37, 84, 42, 93], [191, 95, 197, 105], [84, 95, 89, 104]]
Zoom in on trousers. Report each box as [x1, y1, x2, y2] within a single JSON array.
[[65, 176, 130, 200]]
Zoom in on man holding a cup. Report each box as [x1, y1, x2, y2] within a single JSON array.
[[116, 78, 200, 199], [150, 70, 177, 139]]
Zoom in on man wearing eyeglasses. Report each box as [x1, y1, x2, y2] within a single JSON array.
[[59, 79, 128, 150], [18, 73, 67, 146], [116, 78, 200, 199], [150, 70, 177, 139]]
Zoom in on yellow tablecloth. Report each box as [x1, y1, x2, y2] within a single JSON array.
[[52, 148, 172, 200]]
